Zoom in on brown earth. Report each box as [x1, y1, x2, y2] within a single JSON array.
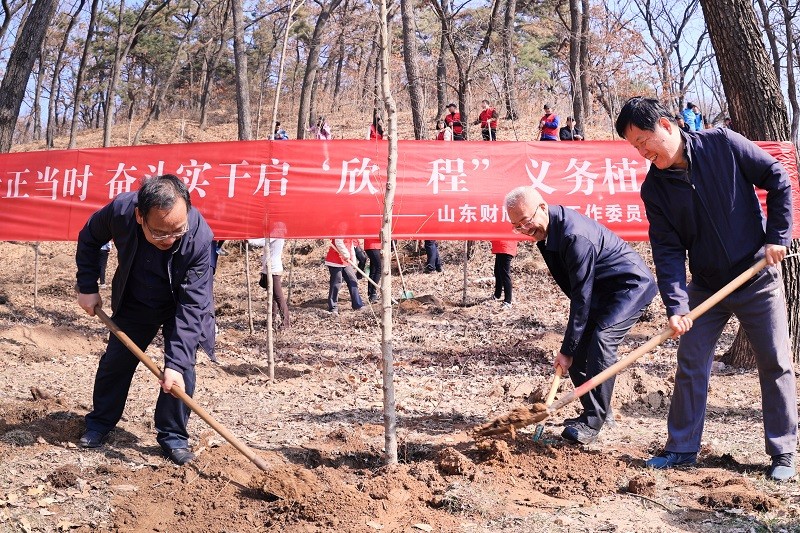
[[1, 238, 800, 532]]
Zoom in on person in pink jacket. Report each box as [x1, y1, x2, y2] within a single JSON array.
[[491, 240, 518, 307], [324, 239, 364, 315]]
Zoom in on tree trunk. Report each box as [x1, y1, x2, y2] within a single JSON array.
[[133, 4, 199, 145], [69, 0, 100, 149], [700, 0, 796, 366], [755, 0, 781, 85], [435, 27, 446, 118], [231, 0, 252, 140], [32, 53, 45, 141], [700, 0, 789, 141], [296, 0, 343, 139], [270, 0, 301, 139], [500, 0, 518, 121], [48, 0, 86, 149], [568, 0, 582, 125], [778, 0, 799, 145], [378, 0, 398, 466], [784, 240, 800, 362], [199, 0, 231, 131], [0, 0, 58, 153], [579, 0, 590, 128], [400, 0, 427, 139]]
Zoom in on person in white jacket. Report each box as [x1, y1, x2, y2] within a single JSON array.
[[259, 238, 290, 329]]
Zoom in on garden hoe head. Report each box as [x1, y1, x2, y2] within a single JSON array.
[[472, 258, 769, 439]]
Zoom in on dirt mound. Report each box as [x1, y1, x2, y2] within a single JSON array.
[[668, 470, 781, 512], [612, 367, 673, 411]]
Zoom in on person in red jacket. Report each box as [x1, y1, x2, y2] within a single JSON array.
[[474, 99, 498, 140], [538, 104, 560, 141], [491, 240, 517, 307], [324, 239, 364, 315], [368, 111, 384, 140], [357, 237, 382, 303], [444, 103, 465, 140]]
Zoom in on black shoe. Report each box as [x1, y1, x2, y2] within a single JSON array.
[[258, 273, 268, 289], [369, 295, 379, 303], [79, 430, 109, 448], [165, 447, 195, 465], [561, 422, 600, 444]]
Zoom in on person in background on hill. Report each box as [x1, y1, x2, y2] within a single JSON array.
[[75, 174, 215, 466], [273, 121, 289, 140], [491, 240, 517, 308], [445, 103, 465, 140], [310, 116, 331, 139], [259, 238, 290, 329], [692, 104, 704, 131], [357, 236, 382, 303], [681, 102, 697, 131], [98, 241, 112, 288], [213, 240, 227, 256], [325, 238, 364, 315], [675, 114, 690, 133], [368, 111, 384, 140], [474, 99, 498, 141], [435, 119, 452, 141], [615, 96, 796, 481], [505, 186, 657, 445], [559, 116, 584, 141], [538, 104, 559, 141]]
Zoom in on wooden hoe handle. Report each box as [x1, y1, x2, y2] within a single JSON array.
[[94, 307, 271, 472]]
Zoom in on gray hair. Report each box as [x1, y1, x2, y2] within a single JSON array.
[[505, 186, 543, 210]]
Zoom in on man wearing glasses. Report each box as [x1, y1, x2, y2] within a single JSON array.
[[505, 186, 657, 444], [75, 174, 215, 465]]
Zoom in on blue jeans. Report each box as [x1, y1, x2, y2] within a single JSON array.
[[424, 241, 441, 272], [327, 265, 364, 311]]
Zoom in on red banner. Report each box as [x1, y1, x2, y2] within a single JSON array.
[[0, 139, 797, 241]]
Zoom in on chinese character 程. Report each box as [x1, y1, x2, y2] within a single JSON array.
[[427, 158, 468, 195]]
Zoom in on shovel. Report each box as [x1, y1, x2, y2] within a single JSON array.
[[393, 246, 414, 300], [94, 306, 271, 471], [349, 261, 398, 305], [474, 257, 769, 437], [532, 364, 563, 442]]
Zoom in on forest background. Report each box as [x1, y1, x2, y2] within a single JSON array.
[[1, 0, 799, 151]]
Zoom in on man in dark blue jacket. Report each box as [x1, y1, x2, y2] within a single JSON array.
[[505, 186, 657, 444], [616, 96, 796, 480], [75, 175, 216, 465]]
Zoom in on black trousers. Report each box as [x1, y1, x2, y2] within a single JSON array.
[[84, 309, 196, 451], [569, 310, 643, 430], [424, 240, 441, 272], [493, 253, 513, 303], [364, 249, 382, 299]]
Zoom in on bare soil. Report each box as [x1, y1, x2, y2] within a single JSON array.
[[1, 239, 800, 532]]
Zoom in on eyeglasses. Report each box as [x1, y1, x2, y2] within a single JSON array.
[[511, 205, 540, 234], [143, 219, 188, 241]]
